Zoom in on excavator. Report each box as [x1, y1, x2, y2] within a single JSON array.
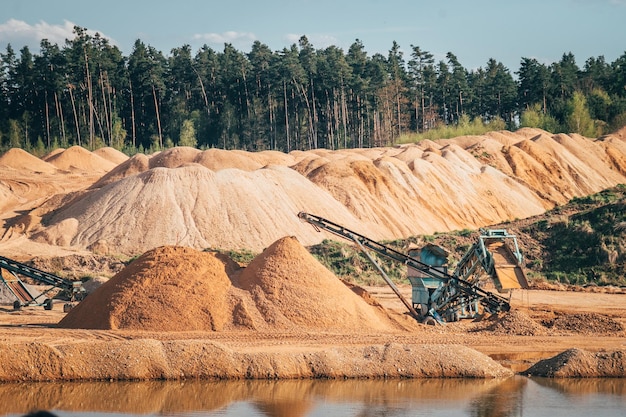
[[298, 212, 528, 324], [0, 255, 85, 310]]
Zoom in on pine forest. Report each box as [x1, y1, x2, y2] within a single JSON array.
[[1, 26, 626, 155]]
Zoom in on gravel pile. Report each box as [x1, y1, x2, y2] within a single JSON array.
[[477, 310, 547, 336], [525, 348, 626, 377], [542, 312, 624, 335]]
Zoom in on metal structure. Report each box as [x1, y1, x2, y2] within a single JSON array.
[[0, 255, 85, 310], [298, 212, 528, 324]]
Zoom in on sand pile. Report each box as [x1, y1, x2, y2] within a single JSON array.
[[59, 246, 233, 331], [148, 146, 201, 168], [542, 312, 624, 335], [525, 348, 626, 377], [0, 148, 58, 173], [90, 153, 151, 188], [601, 136, 626, 176], [93, 147, 129, 165], [60, 237, 401, 332], [236, 236, 401, 332], [38, 163, 377, 254], [292, 143, 549, 237], [247, 149, 297, 166], [194, 148, 263, 171], [44, 146, 116, 172], [92, 148, 300, 189], [8, 129, 626, 257]]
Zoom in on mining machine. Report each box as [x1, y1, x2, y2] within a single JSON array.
[[0, 255, 86, 310], [298, 212, 528, 324]]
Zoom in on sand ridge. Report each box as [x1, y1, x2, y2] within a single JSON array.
[[1, 129, 626, 259]]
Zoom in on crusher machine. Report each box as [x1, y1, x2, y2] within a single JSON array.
[[0, 255, 86, 310], [298, 212, 528, 324]]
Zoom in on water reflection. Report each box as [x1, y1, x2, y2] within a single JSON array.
[[0, 377, 624, 417], [532, 377, 626, 397], [0, 378, 504, 416], [469, 377, 527, 417]]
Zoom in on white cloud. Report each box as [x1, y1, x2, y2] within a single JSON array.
[[192, 31, 256, 48], [0, 19, 116, 52]]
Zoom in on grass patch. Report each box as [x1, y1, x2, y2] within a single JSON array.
[[397, 115, 507, 143]]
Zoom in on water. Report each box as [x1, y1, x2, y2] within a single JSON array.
[[1, 377, 625, 417]]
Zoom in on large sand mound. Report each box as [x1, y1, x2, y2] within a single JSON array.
[[44, 146, 116, 172], [38, 164, 378, 254], [0, 148, 58, 173], [59, 246, 232, 331], [236, 236, 401, 332], [60, 237, 402, 332], [89, 147, 284, 189], [92, 147, 129, 165]]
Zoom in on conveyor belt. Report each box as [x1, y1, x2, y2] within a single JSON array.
[[5, 280, 35, 303], [0, 255, 84, 307], [298, 212, 511, 319], [0, 255, 75, 290], [487, 241, 529, 291]]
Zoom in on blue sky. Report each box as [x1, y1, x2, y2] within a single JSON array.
[[1, 0, 625, 73]]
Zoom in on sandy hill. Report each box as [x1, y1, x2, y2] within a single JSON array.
[[59, 237, 402, 332], [93, 147, 129, 165], [0, 148, 58, 173], [3, 129, 626, 258], [45, 146, 116, 172], [90, 147, 298, 189], [36, 164, 375, 254]]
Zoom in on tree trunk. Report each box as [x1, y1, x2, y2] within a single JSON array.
[[129, 79, 136, 148], [44, 89, 51, 148], [293, 79, 313, 149], [283, 80, 290, 152], [53, 91, 66, 144], [421, 90, 426, 132], [268, 91, 275, 150], [152, 84, 163, 149], [311, 79, 318, 148], [84, 48, 94, 148], [193, 66, 211, 118], [68, 86, 81, 146], [99, 70, 111, 145], [396, 82, 401, 139]]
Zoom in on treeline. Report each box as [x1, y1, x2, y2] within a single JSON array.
[[1, 26, 626, 155]]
